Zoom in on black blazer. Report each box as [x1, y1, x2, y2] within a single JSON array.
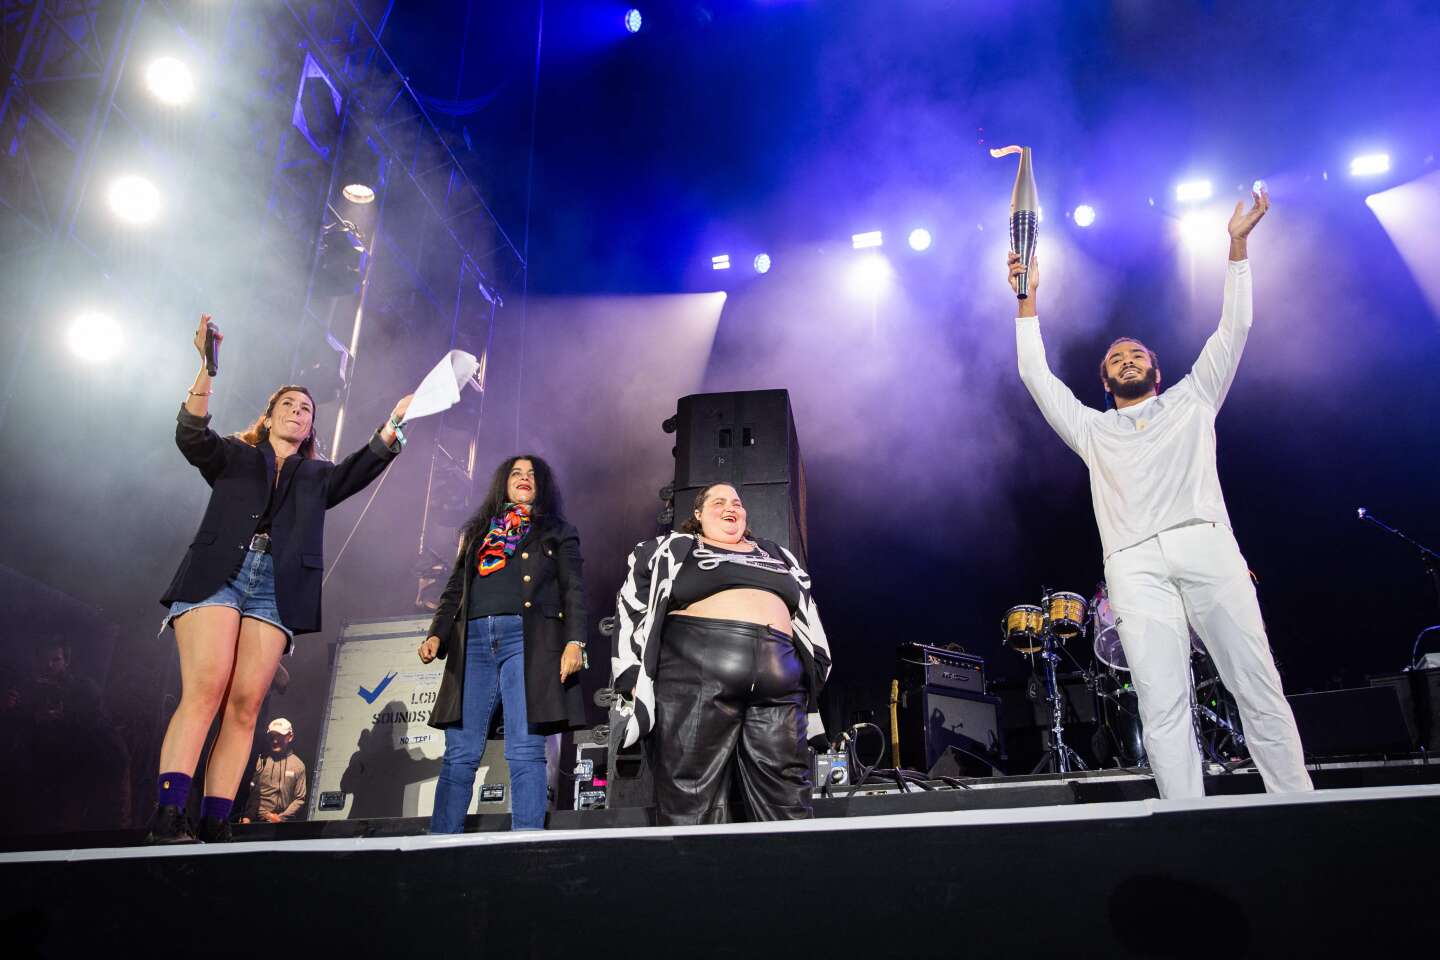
[[160, 406, 400, 635], [426, 518, 588, 732]]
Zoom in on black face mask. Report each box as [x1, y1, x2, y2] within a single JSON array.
[[1106, 365, 1159, 401]]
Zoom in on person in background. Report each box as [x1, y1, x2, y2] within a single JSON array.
[[240, 717, 307, 824]]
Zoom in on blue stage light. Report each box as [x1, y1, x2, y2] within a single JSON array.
[[1072, 204, 1096, 227], [753, 253, 772, 274], [625, 9, 643, 34], [907, 228, 932, 252]]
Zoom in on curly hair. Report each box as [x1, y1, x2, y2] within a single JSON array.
[[236, 385, 324, 460], [459, 455, 566, 544]]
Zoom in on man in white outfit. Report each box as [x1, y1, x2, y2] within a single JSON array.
[[1008, 189, 1312, 799]]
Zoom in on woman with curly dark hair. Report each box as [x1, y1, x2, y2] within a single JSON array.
[[613, 482, 830, 824], [418, 454, 588, 832], [150, 314, 410, 844]]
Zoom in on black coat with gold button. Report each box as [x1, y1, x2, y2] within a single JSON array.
[[425, 517, 588, 731]]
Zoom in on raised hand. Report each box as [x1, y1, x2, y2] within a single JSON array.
[[192, 313, 221, 363], [1227, 187, 1269, 240], [1007, 252, 1039, 318]]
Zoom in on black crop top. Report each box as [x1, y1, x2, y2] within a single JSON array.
[[670, 540, 801, 615]]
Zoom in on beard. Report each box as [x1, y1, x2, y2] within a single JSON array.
[[1107, 366, 1158, 401]]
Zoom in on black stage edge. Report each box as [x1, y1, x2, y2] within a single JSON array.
[[4, 785, 1439, 957], [4, 759, 1435, 852]]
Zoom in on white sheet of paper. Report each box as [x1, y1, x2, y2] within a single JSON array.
[[404, 350, 480, 422]]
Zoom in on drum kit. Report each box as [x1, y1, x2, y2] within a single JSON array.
[[1002, 583, 1250, 774]]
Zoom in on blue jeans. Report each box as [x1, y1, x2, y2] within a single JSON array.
[[164, 549, 295, 654], [430, 615, 548, 832]]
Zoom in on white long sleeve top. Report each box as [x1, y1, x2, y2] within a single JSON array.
[[1016, 259, 1253, 559]]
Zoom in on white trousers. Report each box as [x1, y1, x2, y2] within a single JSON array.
[[1104, 522, 1312, 799]]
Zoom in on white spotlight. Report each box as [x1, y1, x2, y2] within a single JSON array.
[[341, 183, 375, 204], [107, 175, 161, 225], [851, 230, 883, 250], [907, 228, 932, 252], [1072, 204, 1096, 227], [710, 254, 731, 271], [67, 312, 123, 364], [847, 254, 892, 299], [1175, 179, 1214, 204], [1177, 209, 1225, 251], [1349, 153, 1391, 177], [753, 253, 772, 275], [145, 57, 195, 105]]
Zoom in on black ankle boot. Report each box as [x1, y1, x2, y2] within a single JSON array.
[[196, 816, 233, 844], [144, 804, 198, 844]]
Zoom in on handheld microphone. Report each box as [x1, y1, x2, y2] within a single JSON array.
[[204, 322, 220, 377]]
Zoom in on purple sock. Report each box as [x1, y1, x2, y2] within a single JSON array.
[[199, 796, 234, 822], [157, 772, 192, 808]]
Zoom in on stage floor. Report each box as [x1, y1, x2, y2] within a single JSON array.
[[4, 776, 1439, 956]]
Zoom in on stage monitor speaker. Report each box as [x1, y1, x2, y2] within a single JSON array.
[[896, 685, 1005, 776], [1367, 668, 1440, 752], [671, 389, 807, 564], [1287, 686, 1414, 759]]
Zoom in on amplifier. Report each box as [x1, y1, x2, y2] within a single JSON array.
[[898, 643, 985, 695]]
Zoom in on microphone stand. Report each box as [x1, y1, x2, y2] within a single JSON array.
[[1357, 508, 1440, 668]]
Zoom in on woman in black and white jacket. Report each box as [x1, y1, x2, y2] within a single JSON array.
[[613, 482, 830, 824]]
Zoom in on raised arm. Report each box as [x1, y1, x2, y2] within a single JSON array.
[[323, 393, 411, 509], [1009, 254, 1093, 459], [175, 314, 230, 483], [1187, 189, 1267, 410]]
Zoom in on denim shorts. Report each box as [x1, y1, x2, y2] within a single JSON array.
[[164, 549, 295, 654]]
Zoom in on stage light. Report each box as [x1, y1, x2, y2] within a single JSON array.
[[753, 253, 772, 274], [847, 254, 892, 299], [107, 175, 161, 225], [341, 183, 375, 204], [145, 57, 194, 105], [1178, 209, 1224, 251], [67, 312, 122, 364], [1175, 179, 1213, 204], [907, 228, 932, 252], [851, 230, 883, 250], [1349, 153, 1391, 177], [711, 254, 731, 270], [1072, 204, 1096, 227], [625, 9, 643, 33], [317, 221, 366, 295]]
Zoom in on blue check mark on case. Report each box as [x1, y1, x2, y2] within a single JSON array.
[[358, 671, 398, 704]]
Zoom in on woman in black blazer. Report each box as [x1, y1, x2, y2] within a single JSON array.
[[148, 315, 410, 844], [417, 455, 588, 832]]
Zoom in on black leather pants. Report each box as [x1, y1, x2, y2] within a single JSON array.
[[650, 614, 812, 825]]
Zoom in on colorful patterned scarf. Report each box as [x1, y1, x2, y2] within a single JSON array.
[[475, 502, 532, 577]]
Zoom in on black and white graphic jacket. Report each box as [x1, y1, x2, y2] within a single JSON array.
[[611, 532, 831, 748]]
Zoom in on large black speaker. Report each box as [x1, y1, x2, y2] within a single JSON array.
[[1368, 669, 1440, 751], [896, 685, 1005, 776], [1287, 686, 1414, 759], [671, 389, 807, 564]]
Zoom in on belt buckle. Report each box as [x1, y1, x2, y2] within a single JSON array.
[[249, 533, 271, 553]]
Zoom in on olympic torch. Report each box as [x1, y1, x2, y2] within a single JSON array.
[[991, 145, 1039, 299]]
